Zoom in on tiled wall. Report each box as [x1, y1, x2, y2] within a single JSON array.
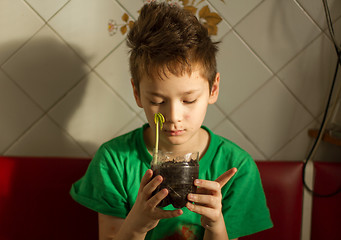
[[1, 0, 341, 160]]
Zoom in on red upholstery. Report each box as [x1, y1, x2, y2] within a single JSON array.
[[311, 162, 341, 240], [0, 157, 97, 240], [0, 157, 304, 240], [241, 161, 304, 240]]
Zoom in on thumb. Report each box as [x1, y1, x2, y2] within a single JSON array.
[[215, 168, 237, 188]]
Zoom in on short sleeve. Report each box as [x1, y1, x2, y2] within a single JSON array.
[[222, 157, 273, 238], [70, 145, 129, 218]]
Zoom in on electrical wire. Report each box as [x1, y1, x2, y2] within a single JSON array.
[[302, 0, 341, 197], [322, 0, 341, 57]]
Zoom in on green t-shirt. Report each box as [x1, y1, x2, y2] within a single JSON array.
[[70, 124, 273, 239]]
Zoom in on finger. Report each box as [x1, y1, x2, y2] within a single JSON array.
[[188, 193, 220, 208], [139, 169, 153, 193], [194, 179, 221, 193], [215, 168, 237, 188], [143, 174, 163, 197], [186, 202, 220, 221], [155, 208, 183, 219], [148, 188, 168, 208]]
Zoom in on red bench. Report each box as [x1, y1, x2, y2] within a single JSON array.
[[311, 162, 341, 240], [0, 157, 97, 240], [241, 161, 303, 240], [1, 156, 336, 240]]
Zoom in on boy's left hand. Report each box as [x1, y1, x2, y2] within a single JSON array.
[[186, 168, 237, 230]]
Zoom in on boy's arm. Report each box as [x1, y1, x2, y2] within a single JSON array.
[[98, 169, 182, 240], [202, 213, 228, 240], [186, 168, 238, 240], [98, 213, 239, 240], [98, 213, 125, 240], [98, 213, 148, 240]]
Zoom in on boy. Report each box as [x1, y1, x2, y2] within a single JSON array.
[[70, 2, 273, 240]]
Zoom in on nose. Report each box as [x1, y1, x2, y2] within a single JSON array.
[[164, 101, 182, 124]]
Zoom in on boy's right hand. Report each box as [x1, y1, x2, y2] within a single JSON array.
[[124, 169, 183, 235]]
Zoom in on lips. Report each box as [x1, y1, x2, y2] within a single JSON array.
[[164, 129, 184, 136]]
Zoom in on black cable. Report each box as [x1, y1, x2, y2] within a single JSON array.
[[302, 0, 341, 198], [303, 60, 340, 197], [322, 0, 341, 57]]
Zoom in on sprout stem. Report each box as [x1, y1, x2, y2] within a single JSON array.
[[153, 113, 165, 165]]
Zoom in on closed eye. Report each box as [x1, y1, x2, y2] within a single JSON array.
[[150, 101, 164, 105], [183, 99, 197, 104]]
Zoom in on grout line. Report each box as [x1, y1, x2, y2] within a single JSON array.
[[2, 0, 337, 161], [114, 0, 139, 21], [1, 0, 56, 67], [1, 67, 45, 113], [206, 0, 265, 29], [2, 112, 46, 155], [3, 112, 91, 158], [91, 38, 127, 70], [219, 1, 332, 125], [224, 31, 327, 158], [0, 23, 46, 68], [23, 0, 48, 23], [45, 114, 91, 157], [232, 0, 266, 28], [227, 76, 273, 116], [227, 116, 269, 160], [43, 72, 89, 113], [213, 103, 269, 160], [275, 75, 317, 118], [46, 0, 72, 22], [92, 69, 140, 114], [112, 112, 142, 138], [274, 32, 323, 75], [45, 23, 94, 71], [268, 118, 318, 160], [1, 41, 90, 156], [293, 0, 340, 34], [275, 32, 339, 121], [23, 0, 71, 23], [230, 29, 274, 75], [293, 0, 322, 30]]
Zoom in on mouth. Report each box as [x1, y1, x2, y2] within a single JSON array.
[[164, 129, 184, 136]]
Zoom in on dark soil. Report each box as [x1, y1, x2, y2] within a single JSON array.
[[152, 160, 199, 208]]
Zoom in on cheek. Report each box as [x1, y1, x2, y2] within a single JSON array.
[[146, 110, 156, 123], [184, 113, 191, 120], [185, 104, 207, 124]]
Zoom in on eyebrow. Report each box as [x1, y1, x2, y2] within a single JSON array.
[[146, 89, 201, 97]]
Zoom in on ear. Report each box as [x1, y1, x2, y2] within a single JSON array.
[[131, 79, 143, 108], [208, 72, 220, 104]]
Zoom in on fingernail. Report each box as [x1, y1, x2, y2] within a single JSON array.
[[162, 188, 168, 195], [188, 194, 194, 200], [194, 179, 200, 185], [157, 175, 163, 182]]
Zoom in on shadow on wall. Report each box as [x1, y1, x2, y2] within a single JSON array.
[[0, 36, 96, 157]]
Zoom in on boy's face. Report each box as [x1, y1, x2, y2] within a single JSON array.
[[132, 68, 220, 152]]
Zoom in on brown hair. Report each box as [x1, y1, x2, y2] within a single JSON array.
[[127, 2, 219, 93]]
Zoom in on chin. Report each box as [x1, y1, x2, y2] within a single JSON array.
[[162, 135, 192, 148]]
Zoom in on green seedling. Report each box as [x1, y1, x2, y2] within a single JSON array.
[[152, 112, 165, 165]]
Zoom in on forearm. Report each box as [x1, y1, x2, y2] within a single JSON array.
[[203, 215, 229, 240], [111, 216, 148, 240], [112, 226, 147, 240], [98, 213, 148, 240]]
